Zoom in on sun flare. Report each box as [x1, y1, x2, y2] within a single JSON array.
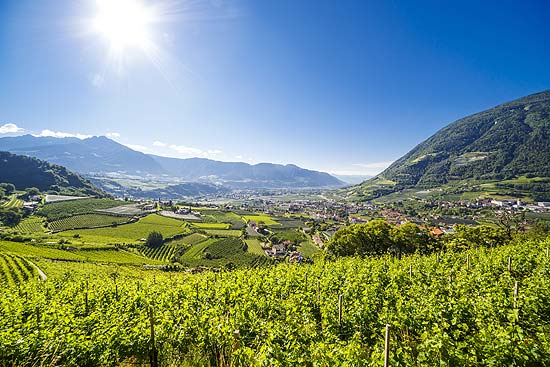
[[92, 0, 157, 52]]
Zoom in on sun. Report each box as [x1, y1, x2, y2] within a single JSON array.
[[91, 0, 158, 52]]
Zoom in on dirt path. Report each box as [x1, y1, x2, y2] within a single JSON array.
[[27, 260, 47, 281]]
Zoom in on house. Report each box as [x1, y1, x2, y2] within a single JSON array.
[[430, 228, 445, 237], [538, 202, 550, 208]]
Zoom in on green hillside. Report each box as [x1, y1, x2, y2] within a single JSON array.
[[349, 90, 550, 200], [0, 151, 106, 197]]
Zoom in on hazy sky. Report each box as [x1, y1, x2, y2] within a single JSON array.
[[0, 0, 549, 175]]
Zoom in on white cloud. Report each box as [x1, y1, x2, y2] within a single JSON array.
[[0, 123, 24, 134], [167, 144, 223, 158], [106, 132, 120, 138], [34, 129, 92, 140], [153, 141, 166, 147], [125, 143, 151, 152]]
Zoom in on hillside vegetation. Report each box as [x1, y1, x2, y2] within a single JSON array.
[[0, 151, 106, 197], [349, 90, 550, 200]]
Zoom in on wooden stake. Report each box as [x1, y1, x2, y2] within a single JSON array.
[[507, 257, 512, 272], [384, 324, 390, 367], [466, 254, 470, 270], [149, 306, 158, 367], [409, 264, 412, 279], [514, 281, 519, 309], [316, 280, 321, 303], [338, 295, 343, 327], [546, 248, 549, 258]]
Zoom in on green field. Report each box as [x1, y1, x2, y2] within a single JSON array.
[[192, 222, 231, 229], [0, 253, 37, 287], [199, 210, 246, 229], [48, 214, 132, 232], [12, 217, 45, 234], [180, 238, 216, 260], [245, 238, 266, 256], [60, 214, 190, 244], [37, 198, 130, 221], [2, 194, 23, 209], [0, 240, 160, 264], [204, 229, 242, 237], [243, 214, 280, 226], [298, 238, 321, 257]]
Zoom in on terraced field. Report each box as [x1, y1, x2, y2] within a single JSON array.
[[2, 194, 23, 209], [13, 217, 45, 234], [141, 244, 180, 262], [48, 214, 132, 232], [0, 253, 37, 287], [245, 238, 267, 256]]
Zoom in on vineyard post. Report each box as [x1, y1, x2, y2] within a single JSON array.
[[338, 294, 343, 329], [36, 306, 40, 331], [409, 264, 412, 279], [384, 324, 390, 367], [316, 280, 321, 303], [514, 281, 519, 309], [546, 248, 549, 257], [149, 306, 158, 367], [436, 253, 439, 263], [466, 254, 470, 270], [507, 257, 512, 272]]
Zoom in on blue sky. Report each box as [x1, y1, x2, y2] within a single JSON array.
[[0, 0, 549, 176]]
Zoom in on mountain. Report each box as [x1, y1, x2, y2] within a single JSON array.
[[0, 135, 164, 174], [349, 90, 550, 199], [0, 151, 107, 197], [149, 155, 344, 188], [0, 135, 344, 189]]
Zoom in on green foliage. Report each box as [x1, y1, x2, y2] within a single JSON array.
[[0, 240, 549, 365], [36, 198, 129, 221], [0, 151, 106, 197], [353, 90, 550, 198], [443, 224, 508, 251], [48, 214, 131, 232], [0, 206, 22, 227], [146, 231, 163, 249]]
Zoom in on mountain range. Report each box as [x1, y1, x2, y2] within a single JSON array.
[[348, 89, 550, 200], [0, 135, 344, 189]]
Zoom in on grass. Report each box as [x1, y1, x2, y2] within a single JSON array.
[[204, 229, 242, 237], [192, 222, 231, 229], [59, 214, 190, 244], [199, 210, 246, 229], [181, 239, 217, 260], [245, 238, 266, 256], [242, 215, 280, 226], [169, 233, 208, 246], [37, 198, 129, 221], [298, 238, 321, 257], [48, 214, 132, 232]]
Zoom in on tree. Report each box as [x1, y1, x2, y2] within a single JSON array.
[[146, 231, 163, 248], [0, 207, 22, 227], [0, 183, 15, 195]]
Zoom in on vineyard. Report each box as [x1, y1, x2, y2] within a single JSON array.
[[48, 214, 133, 232], [141, 243, 181, 262], [13, 217, 45, 234], [2, 194, 23, 209], [0, 239, 548, 366], [0, 253, 38, 287]]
